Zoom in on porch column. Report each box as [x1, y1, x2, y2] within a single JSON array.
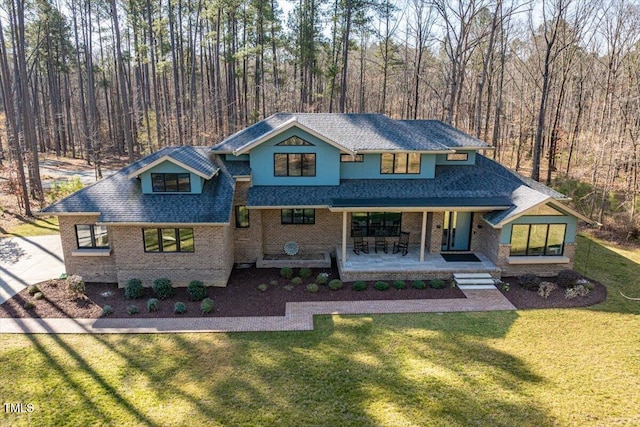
[[420, 210, 427, 262], [342, 211, 347, 263]]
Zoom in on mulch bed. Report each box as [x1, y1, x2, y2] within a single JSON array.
[[497, 276, 607, 309], [0, 264, 464, 319]]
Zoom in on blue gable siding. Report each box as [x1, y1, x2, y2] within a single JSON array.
[[341, 153, 436, 179], [500, 215, 577, 245], [140, 161, 204, 194], [435, 151, 476, 165], [250, 128, 340, 186]]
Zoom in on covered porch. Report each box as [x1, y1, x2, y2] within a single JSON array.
[[336, 245, 501, 282]]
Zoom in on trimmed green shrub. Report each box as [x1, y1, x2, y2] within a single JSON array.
[[429, 279, 446, 289], [153, 278, 174, 299], [306, 283, 319, 293], [280, 267, 294, 279], [291, 276, 303, 286], [147, 298, 159, 312], [102, 305, 114, 316], [518, 274, 541, 291], [557, 270, 581, 288], [187, 280, 207, 301], [127, 304, 140, 315], [299, 267, 313, 279], [125, 278, 144, 300], [328, 279, 343, 290], [412, 280, 426, 290], [33, 292, 45, 300], [200, 298, 214, 314], [392, 280, 406, 290], [316, 273, 329, 285], [352, 281, 367, 291], [24, 301, 35, 310], [374, 281, 390, 291], [66, 275, 86, 296], [27, 285, 40, 295], [257, 283, 268, 292], [174, 302, 187, 314]]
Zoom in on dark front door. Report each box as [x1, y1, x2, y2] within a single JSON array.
[[441, 211, 473, 251]]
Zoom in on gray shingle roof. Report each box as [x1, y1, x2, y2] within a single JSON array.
[[124, 146, 219, 178], [400, 120, 490, 148], [212, 113, 454, 153], [41, 155, 234, 224]]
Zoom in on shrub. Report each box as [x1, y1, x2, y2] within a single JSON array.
[[291, 276, 303, 286], [174, 302, 187, 314], [584, 281, 595, 291], [24, 301, 35, 310], [518, 274, 541, 291], [429, 279, 446, 289], [153, 278, 174, 299], [146, 298, 159, 312], [557, 270, 581, 288], [269, 280, 279, 287], [564, 284, 590, 299], [352, 281, 367, 291], [127, 304, 140, 315], [257, 283, 268, 292], [316, 273, 329, 285], [280, 267, 294, 279], [299, 267, 313, 279], [200, 298, 214, 314], [392, 280, 406, 290], [101, 305, 114, 316], [306, 283, 319, 293], [125, 278, 144, 300], [537, 282, 557, 299], [187, 280, 207, 301], [33, 292, 45, 300], [283, 285, 294, 291], [66, 275, 86, 296], [412, 280, 426, 290], [27, 285, 40, 295], [374, 281, 390, 291], [328, 279, 343, 290]]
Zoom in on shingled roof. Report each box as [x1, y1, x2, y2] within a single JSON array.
[[125, 146, 219, 179]]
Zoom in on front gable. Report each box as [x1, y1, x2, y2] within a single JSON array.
[[139, 160, 205, 194]]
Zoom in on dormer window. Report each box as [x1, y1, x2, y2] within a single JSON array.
[[151, 173, 191, 192]]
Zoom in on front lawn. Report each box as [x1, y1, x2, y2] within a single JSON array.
[[1, 233, 639, 426]]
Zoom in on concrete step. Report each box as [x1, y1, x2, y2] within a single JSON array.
[[454, 278, 496, 286], [458, 284, 497, 290], [453, 273, 493, 280]]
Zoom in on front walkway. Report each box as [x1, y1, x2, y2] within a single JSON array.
[[0, 288, 515, 334]]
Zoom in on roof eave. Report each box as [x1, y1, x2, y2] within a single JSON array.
[[126, 155, 216, 180]]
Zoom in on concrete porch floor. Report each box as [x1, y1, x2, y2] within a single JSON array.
[[336, 245, 501, 281]]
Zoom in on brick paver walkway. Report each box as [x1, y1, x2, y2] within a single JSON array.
[[0, 288, 515, 334]]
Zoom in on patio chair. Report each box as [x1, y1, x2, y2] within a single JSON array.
[[352, 231, 369, 255], [374, 230, 388, 253], [392, 231, 410, 256]]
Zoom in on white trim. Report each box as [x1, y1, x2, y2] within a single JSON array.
[[35, 212, 101, 216], [249, 205, 328, 210], [507, 256, 570, 265], [329, 206, 509, 213], [126, 155, 216, 180], [96, 222, 230, 226], [342, 212, 348, 263], [233, 118, 356, 155], [71, 248, 112, 257], [357, 149, 455, 154], [234, 176, 251, 182], [489, 199, 596, 229], [420, 211, 427, 262]]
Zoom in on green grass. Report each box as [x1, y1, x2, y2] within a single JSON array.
[[1, 234, 639, 426], [1, 216, 59, 237]]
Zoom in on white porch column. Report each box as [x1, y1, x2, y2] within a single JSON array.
[[420, 210, 427, 262], [342, 211, 348, 263]]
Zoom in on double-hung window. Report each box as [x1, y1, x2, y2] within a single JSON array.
[[274, 153, 316, 176], [510, 224, 566, 256], [143, 228, 195, 252], [75, 224, 109, 249]]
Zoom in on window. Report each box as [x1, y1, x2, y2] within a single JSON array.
[[75, 224, 109, 249], [151, 173, 191, 192], [281, 209, 315, 224], [351, 212, 401, 237], [341, 154, 364, 162], [446, 153, 468, 161], [510, 224, 566, 256], [235, 206, 250, 228], [143, 228, 194, 252], [274, 153, 316, 176], [276, 136, 314, 146], [380, 153, 421, 174]]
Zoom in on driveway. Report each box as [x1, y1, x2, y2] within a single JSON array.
[[0, 235, 65, 305]]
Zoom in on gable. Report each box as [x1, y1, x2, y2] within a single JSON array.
[[140, 160, 204, 194]]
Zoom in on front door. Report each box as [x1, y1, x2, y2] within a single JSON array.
[[441, 211, 473, 251]]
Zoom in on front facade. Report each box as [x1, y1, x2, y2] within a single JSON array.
[[42, 114, 592, 287]]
